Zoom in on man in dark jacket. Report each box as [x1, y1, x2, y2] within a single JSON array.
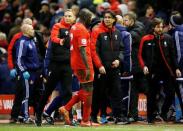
[[35, 9, 76, 126], [90, 10, 128, 124], [138, 18, 181, 123], [169, 14, 183, 122], [123, 11, 146, 121]]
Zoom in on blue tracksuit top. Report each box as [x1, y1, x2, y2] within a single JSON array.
[[172, 25, 183, 69], [116, 24, 132, 73], [15, 35, 40, 72]]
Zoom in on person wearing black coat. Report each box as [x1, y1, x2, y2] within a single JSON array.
[[123, 11, 146, 121], [138, 18, 181, 123]]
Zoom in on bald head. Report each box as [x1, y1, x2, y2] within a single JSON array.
[[21, 24, 34, 37], [116, 15, 123, 25], [22, 18, 33, 25]]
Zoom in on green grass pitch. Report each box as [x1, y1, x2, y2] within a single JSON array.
[[0, 124, 183, 131]]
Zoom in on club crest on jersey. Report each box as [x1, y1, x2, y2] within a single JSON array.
[[65, 31, 69, 36], [147, 43, 152, 46], [164, 41, 167, 47], [81, 39, 87, 45], [115, 35, 118, 40], [34, 37, 37, 42], [104, 36, 107, 40]]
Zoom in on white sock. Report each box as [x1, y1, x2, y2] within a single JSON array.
[[76, 109, 82, 120]]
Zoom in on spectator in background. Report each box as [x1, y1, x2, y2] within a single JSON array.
[[118, 3, 128, 16], [127, 0, 137, 13], [96, 2, 111, 18], [0, 0, 9, 21], [138, 4, 155, 33], [109, 0, 120, 14], [0, 32, 8, 50], [0, 12, 13, 36], [49, 2, 64, 29], [71, 4, 80, 17], [38, 0, 52, 28], [8, 17, 22, 42]]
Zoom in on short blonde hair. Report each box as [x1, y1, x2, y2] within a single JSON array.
[[22, 18, 32, 25]]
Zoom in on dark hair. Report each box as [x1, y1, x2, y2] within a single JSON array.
[[148, 17, 163, 33], [152, 17, 163, 28], [169, 15, 183, 27], [103, 10, 117, 25], [78, 8, 93, 27], [90, 17, 101, 30], [171, 11, 181, 16]]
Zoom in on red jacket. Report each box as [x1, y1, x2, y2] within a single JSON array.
[[7, 32, 22, 69], [90, 22, 118, 68], [51, 18, 71, 44], [90, 26, 104, 69]]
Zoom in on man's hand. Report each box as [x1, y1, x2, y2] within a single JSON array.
[[10, 69, 17, 78], [176, 69, 182, 78], [99, 66, 106, 74], [23, 71, 30, 80], [111, 60, 120, 68], [143, 66, 149, 75], [60, 39, 64, 45]]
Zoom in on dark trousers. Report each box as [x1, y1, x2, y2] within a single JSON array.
[[147, 72, 175, 121], [91, 73, 108, 119], [11, 70, 43, 119], [93, 68, 124, 118], [11, 76, 23, 119], [36, 63, 72, 115]]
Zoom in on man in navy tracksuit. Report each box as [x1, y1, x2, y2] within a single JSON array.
[[15, 24, 41, 123], [115, 15, 132, 116], [169, 15, 183, 121]]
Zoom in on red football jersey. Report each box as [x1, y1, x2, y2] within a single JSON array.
[[70, 22, 93, 70]]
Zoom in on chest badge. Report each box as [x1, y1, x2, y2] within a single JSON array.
[[164, 41, 167, 47], [65, 31, 69, 36], [34, 37, 37, 42], [147, 43, 151, 46], [104, 36, 107, 40], [115, 35, 118, 40]]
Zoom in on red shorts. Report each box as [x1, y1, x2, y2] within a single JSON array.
[[73, 69, 94, 83]]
